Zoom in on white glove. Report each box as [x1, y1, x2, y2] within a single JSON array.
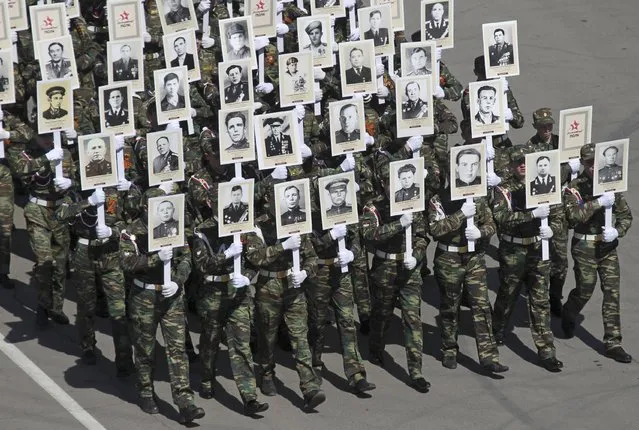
[[568, 158, 581, 174], [166, 121, 181, 130], [190, 108, 197, 118], [365, 132, 374, 147], [434, 86, 445, 99], [602, 227, 619, 243], [0, 130, 9, 140], [403, 256, 417, 270], [254, 36, 269, 51], [300, 143, 312, 159], [344, 0, 356, 8], [399, 213, 413, 228], [314, 89, 323, 103], [504, 108, 514, 122], [46, 148, 64, 161], [340, 155, 355, 172], [197, 0, 211, 13], [349, 28, 360, 41], [201, 36, 215, 49], [354, 182, 360, 192], [271, 166, 288, 180], [231, 274, 251, 289], [502, 78, 509, 93], [406, 135, 423, 152], [276, 23, 289, 36], [282, 235, 301, 250], [330, 225, 347, 240], [487, 172, 502, 187], [224, 242, 243, 259], [290, 269, 308, 288], [54, 177, 72, 191], [117, 179, 132, 192], [362, 94, 373, 104], [158, 181, 174, 194], [435, 48, 442, 62], [465, 225, 481, 240], [597, 192, 615, 208], [96, 225, 112, 239], [158, 247, 173, 262], [88, 189, 105, 206], [461, 201, 476, 217], [162, 281, 179, 298], [377, 86, 390, 99], [295, 104, 306, 121], [485, 141, 495, 161], [338, 249, 354, 265], [276, 1, 284, 14], [64, 129, 77, 139], [376, 62, 385, 77], [0, 110, 3, 120], [531, 205, 550, 219], [253, 102, 264, 111], [115, 136, 125, 151], [539, 225, 553, 240], [314, 68, 326, 81], [143, 32, 152, 43], [256, 83, 274, 94], [11, 31, 17, 44]]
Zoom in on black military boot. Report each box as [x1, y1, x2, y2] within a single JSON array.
[[244, 399, 269, 416], [36, 305, 49, 329], [605, 346, 632, 363], [409, 377, 431, 393], [138, 397, 159, 414], [0, 273, 14, 289], [353, 378, 376, 394], [49, 310, 70, 325], [112, 319, 135, 377], [482, 362, 509, 373], [359, 316, 371, 335], [178, 404, 205, 424], [540, 357, 563, 372], [303, 389, 326, 410], [442, 355, 457, 370], [561, 305, 576, 338], [369, 350, 385, 368], [260, 376, 277, 396], [82, 348, 97, 365]]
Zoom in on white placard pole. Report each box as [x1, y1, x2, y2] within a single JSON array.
[[605, 207, 613, 228], [202, 11, 210, 37], [233, 162, 243, 277], [349, 7, 357, 36], [163, 249, 171, 285], [116, 150, 125, 181], [331, 20, 337, 65], [53, 132, 63, 178], [337, 237, 348, 273], [376, 57, 385, 105], [293, 247, 300, 272], [404, 149, 421, 259], [484, 137, 495, 176], [139, 1, 147, 34], [96, 187, 106, 226], [313, 67, 322, 115], [466, 197, 476, 252], [258, 50, 265, 84], [277, 9, 284, 53], [0, 113, 4, 159], [541, 217, 549, 261], [502, 77, 510, 132], [226, 0, 233, 17]]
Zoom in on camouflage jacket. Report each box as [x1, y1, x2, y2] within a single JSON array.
[[523, 133, 572, 185], [245, 227, 318, 276]]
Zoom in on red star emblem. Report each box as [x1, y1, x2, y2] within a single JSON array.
[[43, 16, 54, 27], [570, 120, 579, 131], [256, 0, 265, 10], [120, 10, 130, 21]]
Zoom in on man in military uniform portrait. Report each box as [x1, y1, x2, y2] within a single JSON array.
[[406, 47, 431, 76], [363, 10, 389, 47], [170, 37, 195, 70], [598, 146, 623, 183], [335, 103, 360, 143], [224, 111, 250, 151], [456, 148, 482, 187], [302, 20, 328, 57], [42, 86, 69, 120], [395, 163, 420, 202], [264, 117, 293, 157], [226, 22, 250, 60], [489, 28, 514, 67], [223, 186, 249, 224], [325, 179, 352, 216], [281, 185, 306, 225], [423, 2, 450, 40], [84, 138, 112, 177], [164, 0, 191, 24], [530, 155, 556, 195], [474, 85, 499, 125], [44, 42, 73, 80], [153, 136, 180, 173], [153, 200, 180, 239], [224, 65, 249, 104], [160, 72, 185, 111], [402, 81, 429, 119], [345, 47, 372, 84], [104, 88, 129, 128], [112, 44, 139, 82]]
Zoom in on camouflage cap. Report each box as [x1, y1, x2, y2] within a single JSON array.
[[509, 145, 533, 163], [532, 108, 555, 126], [580, 143, 595, 161]]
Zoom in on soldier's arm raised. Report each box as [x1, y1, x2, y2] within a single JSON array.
[[412, 212, 429, 263], [119, 231, 162, 273], [506, 89, 525, 129], [427, 195, 465, 238], [54, 193, 92, 222], [173, 244, 192, 287], [192, 234, 226, 275], [477, 197, 496, 238], [360, 207, 403, 243], [563, 187, 602, 225], [245, 231, 285, 267], [492, 187, 534, 228]]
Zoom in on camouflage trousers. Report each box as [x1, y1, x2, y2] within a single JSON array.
[[129, 286, 194, 406], [0, 164, 13, 275], [494, 241, 556, 359], [307, 263, 366, 384], [197, 281, 257, 403], [73, 243, 132, 366], [24, 202, 69, 312], [254, 276, 320, 396], [369, 257, 424, 380], [549, 227, 569, 301], [351, 244, 371, 319], [433, 249, 499, 365], [564, 239, 622, 349]]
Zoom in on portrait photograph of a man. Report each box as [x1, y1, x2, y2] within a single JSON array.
[[154, 66, 191, 124], [318, 172, 359, 229], [482, 20, 520, 78], [421, 1, 452, 47], [164, 29, 201, 82], [389, 158, 426, 216], [530, 155, 556, 195], [401, 81, 429, 120], [107, 38, 144, 91], [148, 193, 185, 252], [524, 149, 561, 208], [395, 75, 434, 138], [153, 136, 179, 174], [78, 133, 118, 190], [449, 143, 487, 201], [84, 137, 113, 178], [111, 43, 139, 81], [469, 79, 505, 138], [359, 5, 393, 55], [37, 35, 79, 89], [217, 179, 255, 236], [220, 17, 257, 69], [593, 139, 629, 196], [401, 44, 435, 77], [38, 79, 74, 132], [395, 163, 420, 202], [311, 0, 345, 18], [157, 0, 197, 34], [264, 116, 293, 157], [219, 59, 253, 109], [329, 99, 365, 156], [298, 16, 332, 67], [99, 83, 134, 136], [339, 40, 377, 96], [274, 179, 313, 238], [146, 128, 185, 186], [280, 185, 307, 226], [218, 108, 255, 165], [154, 201, 179, 239]]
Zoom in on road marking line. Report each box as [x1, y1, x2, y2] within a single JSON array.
[[0, 332, 108, 430]]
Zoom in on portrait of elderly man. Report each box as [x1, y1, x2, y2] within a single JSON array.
[[530, 155, 556, 195], [104, 88, 129, 128], [264, 117, 293, 157], [345, 47, 372, 84], [402, 81, 429, 120], [112, 44, 139, 82], [489, 28, 514, 66], [153, 136, 179, 173], [424, 2, 450, 40], [84, 138, 112, 177], [44, 42, 73, 80], [598, 146, 623, 184], [153, 200, 180, 239]]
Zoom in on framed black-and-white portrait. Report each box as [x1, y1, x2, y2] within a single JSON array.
[[318, 171, 359, 230], [449, 143, 487, 201], [107, 0, 143, 41], [400, 41, 436, 81], [7, 0, 28, 31], [37, 78, 73, 133], [218, 178, 255, 237], [98, 82, 135, 137], [559, 106, 592, 162], [420, 0, 453, 49], [593, 139, 629, 196], [146, 128, 185, 186], [0, 49, 15, 104], [372, 0, 404, 31], [469, 79, 506, 138], [395, 75, 434, 138], [153, 66, 191, 125], [219, 16, 257, 70], [163, 29, 201, 83], [29, 3, 68, 60], [36, 35, 79, 89], [278, 52, 314, 107], [156, 0, 197, 34], [219, 107, 255, 165], [46, 0, 80, 19], [482, 20, 520, 79], [148, 193, 185, 252], [338, 40, 378, 97], [389, 158, 426, 216], [310, 0, 345, 18], [274, 178, 313, 239], [329, 98, 366, 156], [77, 133, 118, 190], [245, 0, 277, 38], [358, 5, 394, 56], [525, 149, 562, 208], [255, 111, 302, 170], [297, 15, 333, 68], [107, 38, 144, 92], [219, 59, 254, 110]]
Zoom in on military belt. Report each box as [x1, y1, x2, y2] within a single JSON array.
[[77, 237, 110, 246], [133, 279, 163, 292], [205, 274, 232, 283], [29, 196, 64, 208], [573, 233, 602, 242], [145, 52, 161, 61], [500, 234, 540, 245], [493, 135, 507, 144], [259, 269, 292, 279], [437, 243, 469, 253], [317, 258, 339, 266], [374, 250, 404, 260]]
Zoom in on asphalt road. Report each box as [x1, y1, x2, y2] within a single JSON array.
[[2, 1, 639, 429]]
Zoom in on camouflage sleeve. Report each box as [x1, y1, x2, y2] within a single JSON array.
[[310, 229, 336, 254], [548, 203, 565, 236], [3, 111, 35, 144], [300, 234, 318, 278], [6, 144, 49, 176], [192, 234, 227, 275], [318, 68, 344, 100], [506, 89, 525, 129], [360, 207, 403, 244], [347, 225, 363, 258], [460, 88, 470, 121], [427, 195, 466, 239], [190, 85, 213, 121], [434, 99, 458, 135], [54, 194, 92, 222], [119, 233, 162, 274], [492, 186, 534, 228], [563, 187, 602, 225], [477, 197, 496, 239], [245, 231, 286, 268], [172, 244, 192, 286], [614, 193, 632, 237], [559, 162, 572, 185], [439, 62, 463, 101], [412, 212, 429, 262]]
